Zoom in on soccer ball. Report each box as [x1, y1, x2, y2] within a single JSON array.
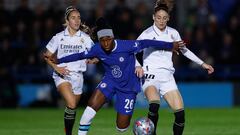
[[133, 117, 154, 135]]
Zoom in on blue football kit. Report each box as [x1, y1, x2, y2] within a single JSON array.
[[58, 39, 173, 115]]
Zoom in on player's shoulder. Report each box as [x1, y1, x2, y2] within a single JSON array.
[[138, 26, 154, 39], [167, 26, 180, 34], [116, 39, 135, 45], [142, 26, 154, 34], [114, 39, 130, 50], [80, 31, 91, 39], [55, 30, 65, 37], [48, 30, 64, 42]]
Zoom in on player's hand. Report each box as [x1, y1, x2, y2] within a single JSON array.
[[44, 53, 57, 64], [54, 66, 70, 76], [201, 63, 214, 74], [172, 41, 186, 55], [135, 66, 144, 78], [86, 58, 99, 64]]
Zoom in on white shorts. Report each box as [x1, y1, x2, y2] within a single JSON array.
[[142, 70, 178, 96], [52, 71, 84, 95]]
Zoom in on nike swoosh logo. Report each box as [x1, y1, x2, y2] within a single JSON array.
[[126, 110, 132, 113], [100, 58, 106, 60]]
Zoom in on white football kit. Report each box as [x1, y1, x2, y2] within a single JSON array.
[[46, 28, 94, 95], [138, 24, 204, 96]]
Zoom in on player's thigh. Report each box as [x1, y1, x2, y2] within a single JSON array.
[[142, 74, 160, 102], [70, 72, 84, 95], [144, 86, 160, 102], [163, 90, 184, 111], [116, 113, 132, 128], [88, 89, 106, 112], [57, 82, 78, 108]]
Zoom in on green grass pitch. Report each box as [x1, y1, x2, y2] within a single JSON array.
[[0, 108, 239, 135]]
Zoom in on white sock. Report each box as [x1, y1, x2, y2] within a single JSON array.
[[116, 126, 129, 133], [78, 106, 96, 135]]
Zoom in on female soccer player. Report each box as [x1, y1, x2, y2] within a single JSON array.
[[57, 17, 184, 135], [43, 6, 94, 135], [137, 0, 214, 135]]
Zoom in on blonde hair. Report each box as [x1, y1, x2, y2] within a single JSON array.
[[63, 6, 92, 35]]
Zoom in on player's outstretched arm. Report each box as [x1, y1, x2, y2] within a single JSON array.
[[201, 63, 214, 74], [138, 39, 173, 50], [136, 40, 185, 52], [43, 50, 70, 76], [173, 41, 186, 55], [58, 51, 96, 64]]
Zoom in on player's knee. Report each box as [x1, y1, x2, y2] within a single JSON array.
[[116, 125, 129, 133], [66, 100, 78, 109], [174, 109, 185, 126], [149, 101, 160, 115]]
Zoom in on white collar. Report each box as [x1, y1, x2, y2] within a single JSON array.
[[112, 40, 118, 52], [64, 27, 81, 37], [153, 23, 168, 36]]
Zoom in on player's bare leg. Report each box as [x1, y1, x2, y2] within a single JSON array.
[[78, 89, 106, 135], [145, 86, 160, 135], [116, 113, 132, 132], [164, 90, 185, 135], [58, 82, 81, 135]]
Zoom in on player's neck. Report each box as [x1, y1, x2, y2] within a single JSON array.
[[67, 27, 77, 36]]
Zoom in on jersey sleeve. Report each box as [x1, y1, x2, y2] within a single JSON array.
[[46, 36, 58, 53], [171, 29, 182, 42], [180, 47, 204, 65], [58, 45, 98, 64], [173, 30, 204, 65], [136, 33, 144, 40], [133, 40, 173, 53], [85, 36, 95, 51]]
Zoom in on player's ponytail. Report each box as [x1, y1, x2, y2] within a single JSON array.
[[79, 23, 93, 36], [154, 0, 174, 14]]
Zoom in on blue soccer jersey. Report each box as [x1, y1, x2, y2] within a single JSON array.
[[59, 39, 172, 115], [58, 39, 173, 93]]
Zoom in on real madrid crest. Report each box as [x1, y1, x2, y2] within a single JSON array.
[[80, 38, 85, 44]]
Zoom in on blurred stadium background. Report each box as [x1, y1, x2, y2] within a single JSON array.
[[0, 0, 239, 135]]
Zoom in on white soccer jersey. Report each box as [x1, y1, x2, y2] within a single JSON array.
[[46, 28, 94, 72], [137, 24, 204, 73]]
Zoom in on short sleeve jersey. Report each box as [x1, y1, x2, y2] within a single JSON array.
[[46, 28, 94, 72]]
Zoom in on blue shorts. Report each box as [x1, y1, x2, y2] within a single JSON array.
[[96, 78, 137, 115]]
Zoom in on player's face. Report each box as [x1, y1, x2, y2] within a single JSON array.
[[67, 10, 81, 31], [99, 36, 114, 52], [153, 10, 169, 31]]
